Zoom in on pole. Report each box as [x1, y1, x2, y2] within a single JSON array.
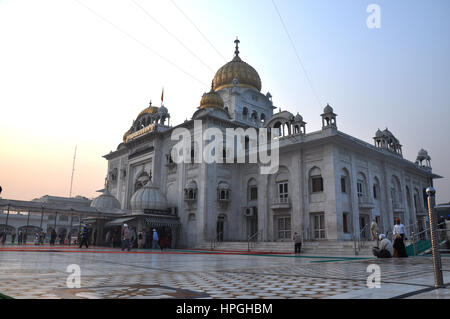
[[39, 207, 44, 231], [68, 211, 73, 246], [69, 146, 77, 198], [25, 210, 30, 244], [4, 204, 10, 232], [426, 187, 444, 288]]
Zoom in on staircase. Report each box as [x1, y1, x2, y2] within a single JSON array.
[[195, 240, 377, 257]]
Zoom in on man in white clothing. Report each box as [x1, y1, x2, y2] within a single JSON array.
[[372, 234, 393, 258]]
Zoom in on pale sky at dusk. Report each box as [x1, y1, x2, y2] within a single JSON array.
[[0, 0, 449, 203]]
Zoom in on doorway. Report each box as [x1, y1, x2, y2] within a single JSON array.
[[217, 215, 225, 242], [359, 214, 370, 239]]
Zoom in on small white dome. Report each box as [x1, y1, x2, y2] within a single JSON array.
[[294, 113, 303, 122], [323, 104, 333, 113], [90, 189, 121, 210], [130, 181, 168, 211]]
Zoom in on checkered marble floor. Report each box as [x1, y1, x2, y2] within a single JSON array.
[[0, 248, 448, 299]]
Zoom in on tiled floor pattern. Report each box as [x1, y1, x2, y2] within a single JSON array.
[[0, 250, 448, 299], [225, 258, 444, 285]]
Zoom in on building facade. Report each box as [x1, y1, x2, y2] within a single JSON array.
[[103, 39, 440, 248]]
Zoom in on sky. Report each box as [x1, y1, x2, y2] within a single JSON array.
[[0, 0, 449, 203]]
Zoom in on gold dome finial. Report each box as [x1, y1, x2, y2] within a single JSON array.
[[212, 38, 262, 92], [234, 37, 240, 57]]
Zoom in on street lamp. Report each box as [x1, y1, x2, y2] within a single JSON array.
[[426, 186, 444, 288]]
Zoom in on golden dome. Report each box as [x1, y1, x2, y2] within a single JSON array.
[[137, 105, 159, 118], [200, 86, 224, 109], [213, 38, 261, 92]]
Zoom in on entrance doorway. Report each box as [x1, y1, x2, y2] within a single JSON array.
[[312, 213, 326, 240], [217, 215, 225, 242], [359, 214, 370, 239]]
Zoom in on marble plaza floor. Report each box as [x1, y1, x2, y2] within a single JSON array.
[[0, 245, 449, 299]]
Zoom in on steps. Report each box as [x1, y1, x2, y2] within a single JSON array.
[[195, 240, 378, 257]]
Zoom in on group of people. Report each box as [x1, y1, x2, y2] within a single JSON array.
[[372, 218, 409, 258], [0, 229, 67, 245], [291, 218, 410, 258], [117, 224, 171, 251]]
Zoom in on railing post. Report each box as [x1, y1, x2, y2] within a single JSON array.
[[412, 231, 416, 256], [426, 187, 444, 288]]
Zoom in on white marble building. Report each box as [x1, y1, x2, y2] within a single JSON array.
[[103, 39, 440, 248]]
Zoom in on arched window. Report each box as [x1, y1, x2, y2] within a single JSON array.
[[310, 167, 323, 193], [217, 182, 231, 201], [341, 168, 350, 194], [248, 178, 258, 201], [184, 181, 198, 201], [356, 172, 367, 199], [260, 113, 266, 124], [243, 107, 248, 120], [373, 177, 380, 200]]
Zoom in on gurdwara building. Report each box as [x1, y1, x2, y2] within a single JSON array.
[[103, 39, 440, 249]]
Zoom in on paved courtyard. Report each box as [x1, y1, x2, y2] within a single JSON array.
[[0, 245, 449, 299]]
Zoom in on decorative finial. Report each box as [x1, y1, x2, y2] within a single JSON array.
[[149, 100, 152, 107], [234, 37, 240, 56], [211, 80, 214, 91]]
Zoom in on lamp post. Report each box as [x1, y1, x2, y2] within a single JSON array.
[[426, 186, 444, 288]]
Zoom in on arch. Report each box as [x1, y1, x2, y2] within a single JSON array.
[[243, 107, 248, 120], [184, 180, 198, 201], [251, 110, 258, 122], [309, 166, 323, 193], [373, 176, 381, 200], [356, 172, 368, 198], [275, 166, 290, 183], [217, 181, 231, 201], [216, 214, 226, 242], [247, 178, 258, 201], [340, 167, 351, 194], [260, 113, 266, 124]]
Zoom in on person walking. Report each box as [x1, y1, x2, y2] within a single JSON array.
[[372, 234, 393, 258], [293, 232, 302, 254], [34, 232, 40, 246], [152, 228, 160, 250], [18, 231, 23, 245], [370, 219, 379, 241], [79, 226, 89, 249], [11, 232, 16, 245], [50, 229, 57, 246], [121, 224, 131, 251], [0, 232, 6, 245], [105, 230, 111, 247], [138, 230, 144, 249]]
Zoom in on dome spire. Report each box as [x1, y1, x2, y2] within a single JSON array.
[[234, 37, 240, 57]]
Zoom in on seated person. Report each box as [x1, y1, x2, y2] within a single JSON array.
[[372, 234, 393, 258]]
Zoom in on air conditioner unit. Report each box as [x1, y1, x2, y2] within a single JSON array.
[[244, 207, 255, 217]]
